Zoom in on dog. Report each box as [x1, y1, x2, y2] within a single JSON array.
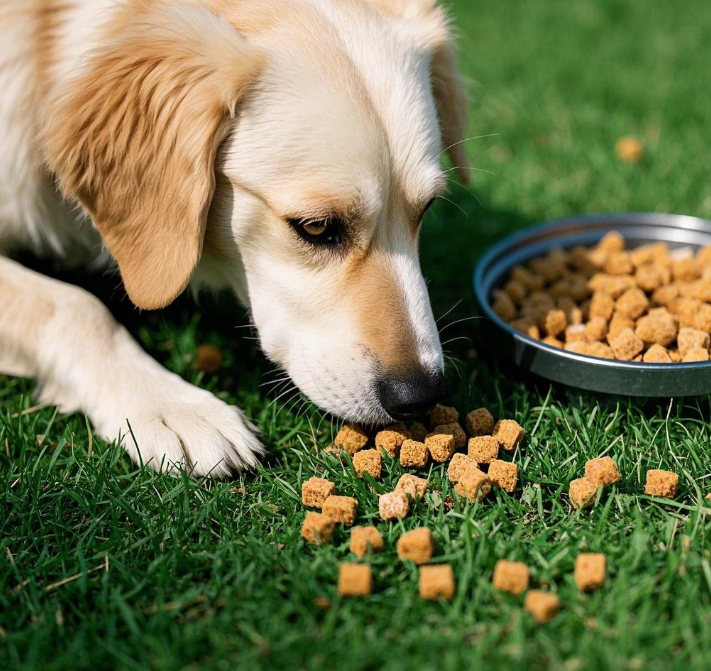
[[0, 0, 469, 477]]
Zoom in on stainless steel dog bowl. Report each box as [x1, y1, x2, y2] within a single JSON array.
[[473, 212, 711, 397]]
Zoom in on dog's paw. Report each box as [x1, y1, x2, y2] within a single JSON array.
[[91, 374, 264, 478]]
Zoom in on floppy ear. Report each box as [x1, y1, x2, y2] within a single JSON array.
[[366, 0, 471, 184], [44, 1, 264, 309]]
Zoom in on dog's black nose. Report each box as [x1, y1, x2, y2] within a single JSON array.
[[378, 370, 445, 421]]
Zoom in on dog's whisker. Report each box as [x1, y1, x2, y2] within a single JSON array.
[[438, 194, 468, 218], [439, 133, 500, 157]]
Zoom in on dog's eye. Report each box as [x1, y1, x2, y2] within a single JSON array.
[[303, 221, 328, 236], [288, 217, 344, 247]]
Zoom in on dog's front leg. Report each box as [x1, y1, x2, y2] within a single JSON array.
[[0, 257, 263, 476]]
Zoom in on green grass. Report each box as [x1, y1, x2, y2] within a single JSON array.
[[3, 0, 711, 669]]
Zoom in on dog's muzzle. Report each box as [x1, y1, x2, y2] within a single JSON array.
[[377, 370, 445, 421]]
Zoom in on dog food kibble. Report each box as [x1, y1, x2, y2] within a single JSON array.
[[301, 476, 335, 508], [350, 526, 384, 557], [492, 560, 529, 595], [396, 474, 429, 500], [430, 423, 466, 450], [425, 433, 456, 463], [488, 460, 519, 493], [493, 290, 517, 322], [525, 591, 561, 623], [322, 495, 358, 526], [419, 565, 455, 601], [467, 435, 499, 464], [428, 404, 459, 429], [352, 449, 382, 479], [495, 234, 711, 363], [569, 478, 600, 509], [492, 419, 525, 451], [584, 457, 620, 487], [454, 468, 491, 503], [447, 453, 478, 482], [194, 343, 224, 374], [334, 424, 369, 456], [466, 407, 495, 436], [575, 553, 606, 592], [645, 469, 679, 498], [338, 563, 372, 597], [301, 512, 336, 545], [379, 490, 410, 520], [397, 527, 433, 565], [400, 439, 429, 469], [375, 430, 407, 458], [408, 422, 429, 442]]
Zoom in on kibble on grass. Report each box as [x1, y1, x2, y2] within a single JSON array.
[[584, 457, 620, 487], [645, 469, 679, 498], [492, 419, 525, 451], [467, 435, 499, 464], [575, 553, 606, 592], [301, 476, 335, 508], [492, 560, 529, 595], [322, 495, 358, 526], [400, 439, 429, 469], [397, 528, 433, 565], [428, 404, 459, 429], [408, 422, 429, 443], [454, 468, 491, 503], [569, 478, 600, 509], [350, 526, 384, 558], [419, 565, 455, 601], [447, 453, 478, 482], [375, 429, 408, 458], [301, 512, 335, 545], [465, 408, 495, 436], [425, 433, 456, 462], [430, 423, 467, 450], [338, 563, 372, 597], [488, 460, 519, 493], [379, 490, 410, 521], [525, 591, 561, 623], [334, 424, 369, 456], [396, 474, 428, 501], [352, 449, 382, 479]]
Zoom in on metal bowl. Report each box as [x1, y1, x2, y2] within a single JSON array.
[[473, 212, 711, 397]]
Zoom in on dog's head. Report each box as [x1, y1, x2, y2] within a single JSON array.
[[44, 0, 470, 424]]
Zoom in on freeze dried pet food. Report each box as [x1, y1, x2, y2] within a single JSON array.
[[419, 565, 455, 601], [584, 457, 620, 487], [323, 495, 358, 526], [430, 423, 466, 450], [608, 327, 644, 361], [400, 439, 429, 469], [425, 433, 456, 463], [492, 290, 517, 322], [467, 436, 499, 464], [682, 347, 709, 362], [301, 476, 335, 508], [429, 404, 459, 429], [575, 553, 606, 592], [643, 344, 672, 363], [334, 424, 368, 456], [375, 429, 408, 458], [466, 407, 495, 436], [454, 468, 491, 503], [644, 469, 679, 498], [585, 316, 608, 342], [396, 474, 429, 500], [525, 590, 561, 623], [397, 527, 433, 565], [379, 490, 410, 520], [677, 327, 710, 355], [408, 422, 429, 442], [447, 453, 478, 482], [569, 478, 600, 509], [635, 310, 677, 347], [488, 460, 519, 493], [353, 449, 382, 479], [350, 526, 384, 557], [338, 563, 372, 597], [492, 560, 529, 595], [492, 419, 525, 451], [301, 512, 335, 545]]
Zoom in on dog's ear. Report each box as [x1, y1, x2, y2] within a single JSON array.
[[366, 0, 470, 184], [44, 2, 264, 309]]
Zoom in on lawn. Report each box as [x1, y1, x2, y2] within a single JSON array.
[[3, 0, 711, 669]]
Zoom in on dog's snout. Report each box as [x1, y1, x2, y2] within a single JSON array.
[[378, 370, 445, 421]]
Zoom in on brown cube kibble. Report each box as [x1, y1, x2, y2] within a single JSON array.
[[598, 231, 625, 253], [569, 478, 600, 509], [466, 407, 495, 436], [492, 419, 525, 452], [504, 279, 528, 305], [694, 303, 711, 332], [525, 591, 561, 623], [379, 490, 410, 520], [587, 342, 615, 359], [454, 468, 491, 503], [322, 495, 358, 526], [467, 435, 499, 464], [643, 344, 672, 363], [652, 282, 680, 306], [338, 563, 372, 597], [301, 476, 335, 508], [301, 512, 335, 545], [645, 469, 679, 498], [419, 565, 455, 601], [635, 311, 677, 347], [447, 453, 478, 482], [587, 273, 634, 298], [541, 309, 567, 337], [428, 404, 459, 429], [604, 251, 633, 275], [488, 460, 519, 493], [352, 449, 382, 479], [669, 349, 682, 362], [585, 316, 608, 342], [608, 312, 635, 339], [635, 263, 666, 292], [677, 327, 710, 355], [350, 526, 384, 557], [682, 347, 709, 362], [400, 439, 429, 469], [542, 336, 564, 348], [558, 296, 584, 325], [334, 424, 368, 456], [375, 429, 407, 458], [672, 257, 700, 282], [669, 298, 703, 328], [575, 553, 606, 592], [510, 318, 541, 340], [425, 433, 456, 463], [397, 527, 433, 564], [430, 423, 467, 450], [386, 421, 411, 437], [608, 327, 644, 361], [511, 265, 545, 291], [584, 456, 620, 487], [615, 287, 649, 319], [565, 324, 587, 343], [408, 422, 428, 442], [492, 560, 529, 595], [396, 474, 429, 500], [630, 242, 669, 267], [492, 290, 517, 322], [589, 292, 615, 321]]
